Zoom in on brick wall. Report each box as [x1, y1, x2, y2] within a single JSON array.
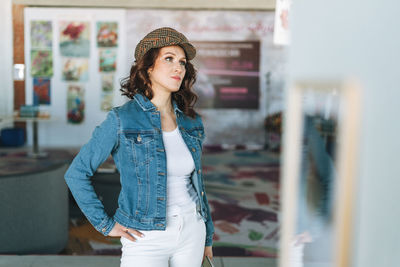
[[12, 4, 25, 130]]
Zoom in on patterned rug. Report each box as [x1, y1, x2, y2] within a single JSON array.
[[61, 148, 280, 258]]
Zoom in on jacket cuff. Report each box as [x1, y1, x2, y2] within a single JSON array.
[[205, 234, 213, 246], [96, 216, 116, 236]]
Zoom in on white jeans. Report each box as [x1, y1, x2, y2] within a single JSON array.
[[120, 207, 206, 267]]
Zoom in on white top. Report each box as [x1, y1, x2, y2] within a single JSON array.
[[162, 127, 199, 215]]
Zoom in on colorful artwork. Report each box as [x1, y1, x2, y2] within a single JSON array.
[[99, 49, 117, 72], [33, 78, 51, 105], [30, 20, 52, 49], [100, 93, 113, 112], [59, 21, 90, 57], [67, 85, 85, 124], [31, 50, 53, 77], [62, 58, 89, 82], [101, 74, 114, 93], [97, 22, 118, 47]]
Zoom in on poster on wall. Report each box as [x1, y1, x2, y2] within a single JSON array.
[[100, 74, 114, 111], [192, 41, 260, 109], [67, 84, 85, 124], [61, 57, 89, 82], [274, 0, 291, 45], [100, 93, 113, 112], [30, 20, 52, 49], [101, 74, 114, 92], [30, 50, 53, 77], [59, 21, 90, 57], [33, 78, 51, 105], [97, 22, 118, 47], [99, 49, 117, 72]]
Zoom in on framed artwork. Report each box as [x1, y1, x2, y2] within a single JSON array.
[[279, 81, 361, 267], [59, 21, 90, 57], [30, 20, 52, 49], [30, 50, 53, 77], [99, 49, 117, 72], [97, 22, 118, 47], [67, 84, 85, 124], [33, 78, 51, 105], [61, 57, 89, 82]]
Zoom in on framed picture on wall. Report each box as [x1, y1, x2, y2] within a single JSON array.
[[279, 80, 361, 267]]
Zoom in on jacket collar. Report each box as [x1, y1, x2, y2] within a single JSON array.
[[133, 93, 183, 114]]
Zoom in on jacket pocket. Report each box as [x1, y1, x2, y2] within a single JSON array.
[[124, 131, 155, 167], [185, 127, 205, 149]]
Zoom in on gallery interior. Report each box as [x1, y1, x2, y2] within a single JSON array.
[[0, 1, 399, 267]]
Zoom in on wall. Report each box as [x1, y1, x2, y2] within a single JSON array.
[[126, 9, 287, 145], [22, 7, 287, 147], [0, 0, 13, 120], [288, 0, 400, 266]]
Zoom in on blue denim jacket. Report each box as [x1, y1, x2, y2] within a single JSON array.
[[64, 94, 214, 246]]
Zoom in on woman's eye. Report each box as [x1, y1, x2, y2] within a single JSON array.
[[165, 56, 173, 62], [180, 61, 187, 66]]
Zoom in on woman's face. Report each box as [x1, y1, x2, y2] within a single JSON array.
[[148, 45, 187, 95]]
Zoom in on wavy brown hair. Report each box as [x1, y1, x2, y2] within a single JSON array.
[[120, 47, 198, 118]]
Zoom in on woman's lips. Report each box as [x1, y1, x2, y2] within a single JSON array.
[[171, 76, 181, 81]]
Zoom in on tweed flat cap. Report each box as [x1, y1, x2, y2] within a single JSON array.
[[134, 27, 196, 61]]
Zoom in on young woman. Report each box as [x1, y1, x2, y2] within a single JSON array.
[[64, 27, 214, 267]]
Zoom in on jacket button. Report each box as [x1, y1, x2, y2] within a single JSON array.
[[201, 191, 204, 196], [137, 135, 142, 142], [198, 169, 201, 174], [192, 148, 196, 152], [101, 227, 106, 233], [198, 132, 202, 137]]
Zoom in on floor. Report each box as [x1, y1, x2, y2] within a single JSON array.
[[0, 146, 332, 267], [0, 255, 277, 267]]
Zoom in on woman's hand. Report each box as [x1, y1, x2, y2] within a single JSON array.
[[203, 246, 213, 261], [108, 221, 144, 242]]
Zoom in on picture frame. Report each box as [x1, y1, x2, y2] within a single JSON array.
[[279, 80, 361, 267]]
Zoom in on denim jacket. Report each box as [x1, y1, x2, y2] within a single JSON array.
[[64, 94, 214, 246]]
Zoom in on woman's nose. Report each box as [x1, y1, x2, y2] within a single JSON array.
[[174, 62, 184, 73]]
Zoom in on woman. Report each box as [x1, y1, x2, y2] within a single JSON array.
[[64, 27, 214, 266]]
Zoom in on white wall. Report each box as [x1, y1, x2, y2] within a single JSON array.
[[0, 0, 13, 119], [288, 1, 400, 266]]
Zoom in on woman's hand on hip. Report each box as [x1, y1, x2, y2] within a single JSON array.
[[108, 221, 144, 242], [203, 246, 213, 261]]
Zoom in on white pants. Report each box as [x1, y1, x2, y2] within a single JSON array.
[[120, 207, 206, 267]]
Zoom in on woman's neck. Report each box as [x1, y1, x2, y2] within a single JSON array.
[[150, 91, 174, 115]]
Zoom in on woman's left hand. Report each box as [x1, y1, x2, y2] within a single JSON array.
[[203, 246, 213, 261]]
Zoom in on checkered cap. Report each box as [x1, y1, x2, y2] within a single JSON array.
[[134, 27, 196, 61]]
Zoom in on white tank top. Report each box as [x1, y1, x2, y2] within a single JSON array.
[[162, 127, 199, 215]]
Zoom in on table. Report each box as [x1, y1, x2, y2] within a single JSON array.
[[2, 115, 54, 158]]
